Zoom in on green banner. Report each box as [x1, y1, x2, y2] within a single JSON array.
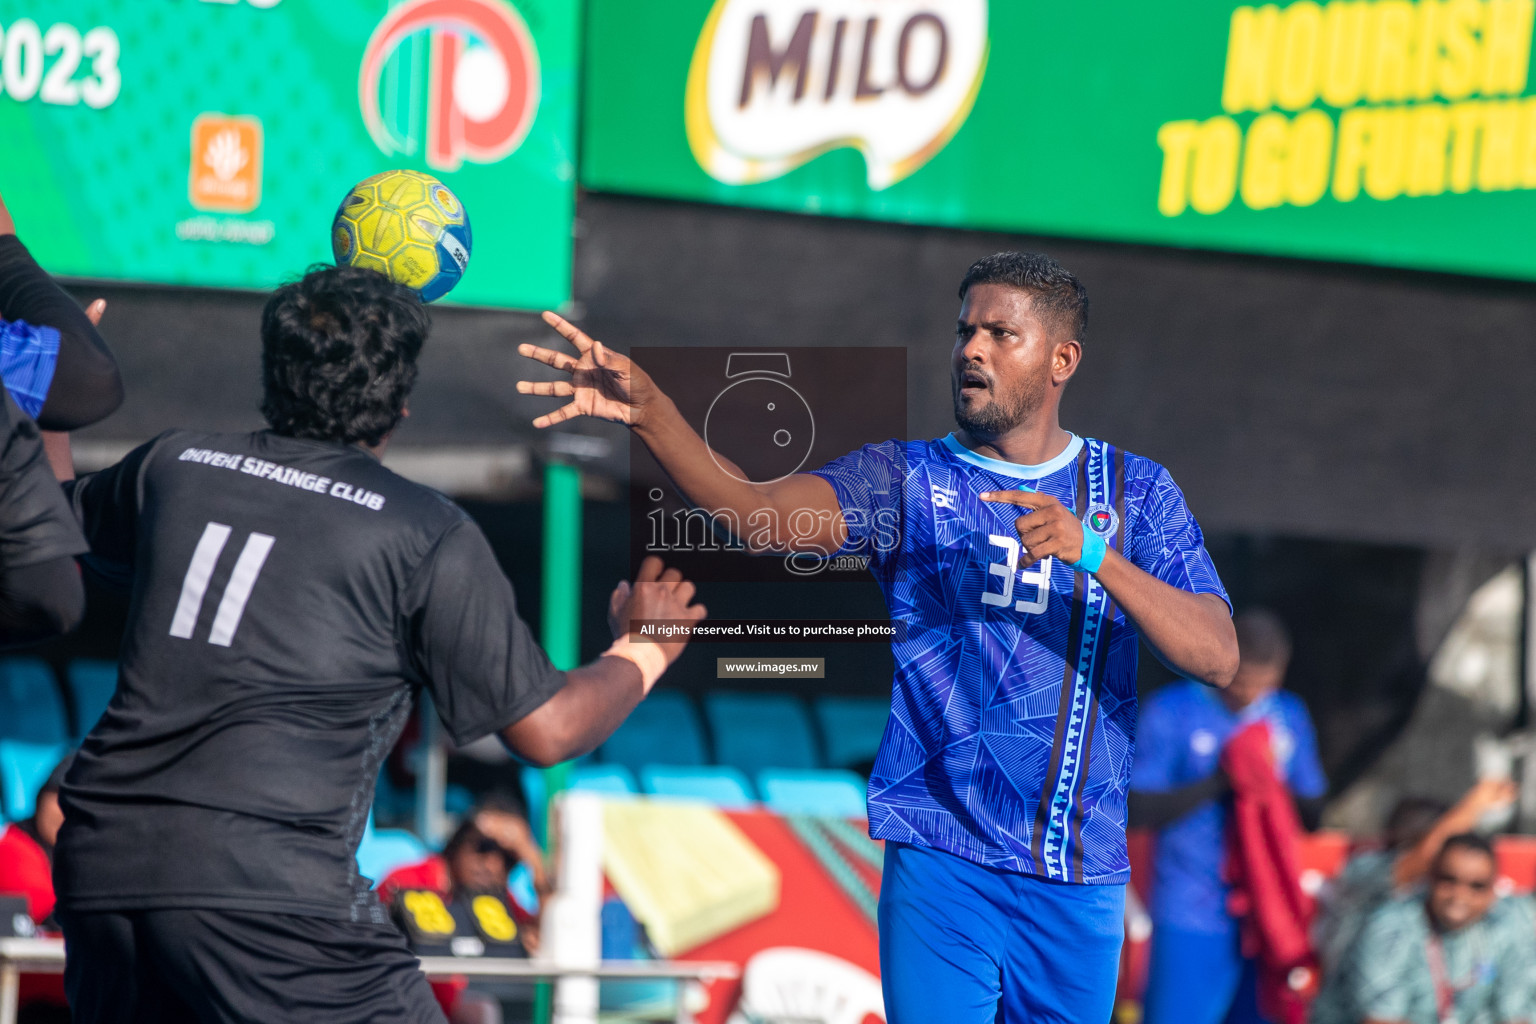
[[0, 0, 577, 309], [582, 0, 1536, 280]]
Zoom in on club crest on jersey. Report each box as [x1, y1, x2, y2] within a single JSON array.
[[1083, 504, 1118, 537]]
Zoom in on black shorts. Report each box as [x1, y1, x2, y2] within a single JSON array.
[[58, 908, 446, 1024]]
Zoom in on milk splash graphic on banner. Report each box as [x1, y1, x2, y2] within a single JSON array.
[[685, 0, 989, 189]]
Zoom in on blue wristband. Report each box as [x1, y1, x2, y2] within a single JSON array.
[[1071, 530, 1106, 574]]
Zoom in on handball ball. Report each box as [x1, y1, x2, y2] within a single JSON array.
[[331, 170, 472, 303]]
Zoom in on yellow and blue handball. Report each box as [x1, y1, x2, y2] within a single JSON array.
[[331, 170, 472, 303]]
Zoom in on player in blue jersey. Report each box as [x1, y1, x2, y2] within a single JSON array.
[[517, 251, 1239, 1023], [1130, 609, 1327, 1024]]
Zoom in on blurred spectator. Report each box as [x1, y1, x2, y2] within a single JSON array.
[[0, 755, 73, 1022], [0, 753, 71, 925], [1315, 783, 1517, 980], [1131, 608, 1327, 1024], [379, 802, 547, 930], [1311, 833, 1534, 1024], [378, 803, 545, 1024]]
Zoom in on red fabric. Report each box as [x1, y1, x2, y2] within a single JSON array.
[[0, 824, 67, 1006], [0, 823, 54, 922], [377, 856, 454, 909], [1221, 721, 1317, 1024]]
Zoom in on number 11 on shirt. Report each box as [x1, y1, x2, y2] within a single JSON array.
[[169, 521, 275, 646]]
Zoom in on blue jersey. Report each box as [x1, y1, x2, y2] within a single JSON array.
[[811, 433, 1228, 884], [0, 318, 60, 419], [1132, 681, 1326, 933]]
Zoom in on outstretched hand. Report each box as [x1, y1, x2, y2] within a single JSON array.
[[979, 489, 1085, 569], [608, 555, 706, 671], [516, 312, 658, 429]]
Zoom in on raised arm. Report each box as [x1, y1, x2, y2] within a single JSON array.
[[0, 390, 88, 644], [980, 488, 1238, 687], [0, 190, 123, 431], [1391, 779, 1516, 889], [517, 313, 843, 555], [500, 556, 707, 766]]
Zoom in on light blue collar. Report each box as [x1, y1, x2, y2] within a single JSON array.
[[940, 432, 1083, 480]]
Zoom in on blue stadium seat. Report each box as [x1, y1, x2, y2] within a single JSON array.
[[814, 696, 890, 769], [704, 692, 818, 775], [0, 740, 69, 822], [599, 690, 707, 771], [572, 764, 640, 795], [66, 660, 119, 740], [639, 765, 755, 808], [522, 764, 640, 847], [355, 811, 430, 886], [0, 658, 67, 743], [757, 769, 868, 818]]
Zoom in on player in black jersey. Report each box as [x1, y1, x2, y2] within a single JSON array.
[[0, 190, 123, 644], [52, 266, 706, 1024]]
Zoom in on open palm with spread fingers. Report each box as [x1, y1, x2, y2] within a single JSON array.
[[517, 312, 658, 428]]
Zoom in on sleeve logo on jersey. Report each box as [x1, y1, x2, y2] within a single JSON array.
[[1083, 503, 1118, 537]]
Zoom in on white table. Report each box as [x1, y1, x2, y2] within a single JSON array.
[[1, 937, 738, 1024]]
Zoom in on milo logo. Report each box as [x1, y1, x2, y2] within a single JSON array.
[[685, 0, 990, 190]]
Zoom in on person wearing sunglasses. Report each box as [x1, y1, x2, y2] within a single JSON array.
[[377, 805, 543, 1024], [1312, 832, 1535, 1024]]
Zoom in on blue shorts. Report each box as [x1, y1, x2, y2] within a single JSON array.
[[1141, 924, 1268, 1024], [878, 842, 1126, 1024]]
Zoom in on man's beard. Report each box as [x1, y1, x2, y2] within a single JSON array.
[[952, 371, 1047, 440]]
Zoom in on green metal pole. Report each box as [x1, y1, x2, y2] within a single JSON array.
[[536, 459, 582, 1024]]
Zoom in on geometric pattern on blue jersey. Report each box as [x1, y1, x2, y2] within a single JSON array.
[[811, 434, 1228, 884], [814, 696, 891, 770], [704, 691, 819, 775], [0, 318, 60, 419], [757, 768, 869, 818], [66, 660, 119, 741], [639, 765, 756, 808], [599, 689, 708, 771], [0, 739, 70, 823], [0, 657, 67, 744]]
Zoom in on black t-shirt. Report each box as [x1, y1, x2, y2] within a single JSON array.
[[0, 388, 87, 568], [54, 430, 566, 922]]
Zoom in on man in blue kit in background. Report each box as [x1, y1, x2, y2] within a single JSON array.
[[1132, 608, 1328, 1024], [517, 250, 1240, 1023]]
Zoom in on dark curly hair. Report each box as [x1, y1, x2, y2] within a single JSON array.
[[260, 265, 428, 446], [958, 251, 1089, 342]]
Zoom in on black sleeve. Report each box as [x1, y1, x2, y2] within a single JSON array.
[[399, 517, 569, 746], [64, 433, 167, 589], [0, 555, 84, 647], [0, 391, 87, 571], [1127, 771, 1231, 829], [0, 235, 123, 430]]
